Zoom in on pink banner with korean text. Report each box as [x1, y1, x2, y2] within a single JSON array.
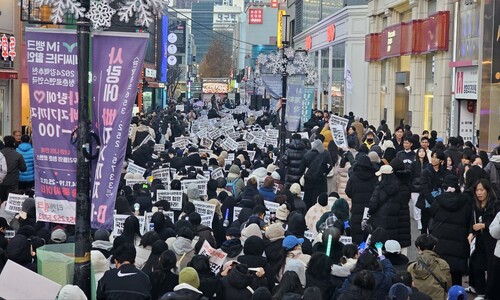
[[90, 31, 148, 230], [25, 28, 79, 225]]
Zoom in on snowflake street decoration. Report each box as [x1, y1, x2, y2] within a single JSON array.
[[35, 0, 86, 24], [33, 0, 166, 28], [284, 47, 296, 60], [256, 53, 269, 66], [117, 0, 167, 27], [266, 52, 286, 75], [85, 0, 116, 30], [306, 67, 318, 85]]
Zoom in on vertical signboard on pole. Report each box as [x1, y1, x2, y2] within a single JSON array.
[[277, 10, 285, 48], [90, 32, 149, 230], [26, 28, 79, 225]]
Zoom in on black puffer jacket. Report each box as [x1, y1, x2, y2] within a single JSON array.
[[394, 169, 412, 248], [368, 174, 400, 240], [346, 165, 378, 244], [411, 159, 429, 192], [430, 191, 472, 274], [220, 264, 254, 300], [417, 166, 451, 209], [282, 138, 307, 185]]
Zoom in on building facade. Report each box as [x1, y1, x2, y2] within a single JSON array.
[[294, 5, 369, 116]]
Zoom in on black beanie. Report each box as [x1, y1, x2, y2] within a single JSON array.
[[317, 193, 328, 206], [243, 236, 264, 256]]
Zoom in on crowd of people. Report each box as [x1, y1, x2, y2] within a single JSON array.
[[0, 99, 500, 300]]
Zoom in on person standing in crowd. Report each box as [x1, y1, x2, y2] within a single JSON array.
[[0, 136, 26, 202], [392, 127, 405, 153], [346, 126, 360, 150], [391, 158, 412, 254], [16, 135, 34, 191], [97, 243, 152, 300], [12, 130, 22, 147], [467, 179, 499, 300], [417, 150, 451, 234], [351, 116, 364, 145], [346, 155, 378, 244], [281, 133, 307, 188], [429, 174, 471, 286], [488, 209, 500, 300], [411, 147, 430, 230], [396, 137, 415, 170], [301, 139, 333, 210], [407, 234, 452, 300], [444, 137, 463, 170]]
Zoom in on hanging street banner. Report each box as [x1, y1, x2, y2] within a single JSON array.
[[260, 74, 282, 99], [26, 28, 79, 225], [300, 87, 315, 130], [90, 32, 149, 230], [285, 75, 305, 132]]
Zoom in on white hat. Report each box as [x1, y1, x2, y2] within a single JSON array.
[[375, 165, 393, 176], [385, 240, 402, 254]]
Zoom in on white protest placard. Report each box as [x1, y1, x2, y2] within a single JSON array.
[[255, 138, 266, 149], [196, 128, 208, 139], [198, 240, 227, 274], [245, 132, 256, 143], [340, 236, 353, 245], [198, 149, 213, 156], [264, 200, 279, 213], [266, 137, 278, 148], [201, 214, 213, 228], [5, 230, 15, 239], [329, 115, 349, 148], [304, 230, 316, 242], [222, 137, 239, 151], [156, 190, 183, 210], [0, 260, 62, 300], [125, 179, 147, 187], [208, 128, 221, 140], [154, 144, 165, 152], [200, 137, 214, 149], [297, 131, 309, 140], [228, 131, 240, 141], [152, 168, 171, 184], [233, 206, 243, 220], [112, 214, 146, 237], [127, 161, 146, 176], [192, 200, 216, 219], [227, 153, 235, 161], [247, 150, 256, 161], [176, 104, 185, 112], [237, 140, 248, 150], [181, 179, 208, 197], [5, 194, 29, 213], [211, 167, 225, 180], [266, 129, 279, 138]]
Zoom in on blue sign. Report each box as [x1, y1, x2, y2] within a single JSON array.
[[160, 15, 168, 83]]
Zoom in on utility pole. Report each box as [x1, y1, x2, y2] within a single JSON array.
[[73, 0, 92, 296]]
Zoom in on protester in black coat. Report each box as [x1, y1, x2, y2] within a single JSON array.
[[301, 139, 333, 209], [368, 166, 400, 241], [391, 159, 412, 249], [220, 264, 255, 300], [282, 134, 307, 187], [346, 156, 378, 244], [430, 175, 471, 286], [236, 236, 271, 289], [130, 142, 154, 168]]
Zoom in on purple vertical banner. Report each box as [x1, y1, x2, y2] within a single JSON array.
[[26, 28, 79, 225], [90, 32, 149, 229], [285, 75, 305, 132]]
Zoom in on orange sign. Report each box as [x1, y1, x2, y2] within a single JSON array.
[[305, 36, 312, 50], [271, 0, 278, 8], [327, 24, 336, 42]]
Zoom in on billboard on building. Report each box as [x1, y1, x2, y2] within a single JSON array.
[[202, 78, 229, 94], [248, 9, 263, 24]]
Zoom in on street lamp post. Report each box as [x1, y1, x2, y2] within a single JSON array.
[[279, 46, 288, 156]]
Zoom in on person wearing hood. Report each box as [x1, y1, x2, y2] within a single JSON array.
[[316, 198, 350, 235], [236, 235, 272, 289], [346, 155, 378, 244], [282, 133, 307, 187], [130, 141, 155, 169], [220, 263, 256, 300], [368, 165, 400, 241], [186, 183, 201, 202], [188, 212, 216, 247], [391, 158, 413, 252], [407, 234, 452, 300], [227, 165, 245, 198], [264, 223, 286, 271], [288, 183, 306, 215], [221, 227, 243, 262], [16, 135, 34, 190], [91, 250, 110, 297], [6, 234, 36, 272], [92, 229, 113, 258], [305, 193, 332, 236], [58, 285, 88, 300], [185, 146, 202, 166], [161, 267, 208, 300], [301, 138, 333, 210], [172, 227, 196, 272], [286, 212, 312, 255], [312, 227, 344, 264], [429, 174, 471, 286]]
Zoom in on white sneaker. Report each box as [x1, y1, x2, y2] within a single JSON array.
[[417, 220, 422, 230], [474, 295, 485, 300]]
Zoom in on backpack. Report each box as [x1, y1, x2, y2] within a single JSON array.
[[226, 177, 240, 196]]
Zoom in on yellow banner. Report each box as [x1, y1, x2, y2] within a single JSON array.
[[277, 10, 285, 48]]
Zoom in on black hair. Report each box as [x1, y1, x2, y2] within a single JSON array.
[[341, 243, 359, 262], [140, 231, 160, 247], [121, 216, 142, 243], [188, 212, 202, 226], [351, 269, 376, 298], [414, 234, 438, 251], [188, 255, 211, 275], [393, 271, 413, 287], [21, 135, 30, 143], [303, 287, 322, 300], [151, 250, 177, 284], [115, 196, 133, 215], [306, 252, 332, 279], [177, 227, 194, 240], [272, 271, 304, 300], [352, 251, 382, 273], [252, 205, 266, 216], [113, 243, 136, 264], [473, 179, 494, 207], [3, 136, 16, 148]]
